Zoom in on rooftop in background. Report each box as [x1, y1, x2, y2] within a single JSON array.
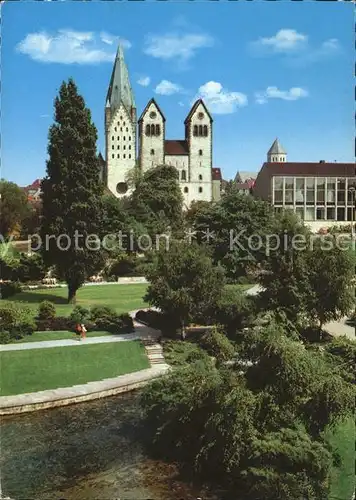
[[212, 167, 222, 181], [267, 138, 286, 155], [258, 162, 355, 177]]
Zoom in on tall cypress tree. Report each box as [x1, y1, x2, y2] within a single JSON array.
[[40, 79, 104, 303]]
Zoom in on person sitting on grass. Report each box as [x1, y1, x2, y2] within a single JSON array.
[[75, 323, 82, 340]]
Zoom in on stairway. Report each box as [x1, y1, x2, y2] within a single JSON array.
[[143, 341, 166, 366]]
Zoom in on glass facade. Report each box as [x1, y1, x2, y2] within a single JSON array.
[[272, 176, 356, 221]]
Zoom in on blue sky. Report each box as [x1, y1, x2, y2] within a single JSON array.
[[2, 1, 354, 186]]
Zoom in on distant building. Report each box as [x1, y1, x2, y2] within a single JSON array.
[[24, 179, 42, 202], [253, 139, 356, 232], [233, 171, 256, 195]]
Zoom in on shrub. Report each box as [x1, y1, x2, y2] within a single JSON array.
[[0, 330, 10, 344], [69, 305, 90, 324], [15, 253, 46, 283], [35, 316, 72, 332], [90, 306, 134, 333], [38, 300, 56, 320], [0, 281, 22, 299], [214, 288, 255, 336], [324, 336, 356, 379], [200, 328, 236, 363], [0, 302, 36, 339]]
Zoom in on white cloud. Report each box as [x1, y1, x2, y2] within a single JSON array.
[[40, 114, 50, 118], [194, 81, 247, 115], [255, 86, 309, 104], [155, 80, 182, 96], [253, 29, 308, 53], [16, 29, 131, 64], [178, 101, 185, 107], [137, 76, 151, 87], [100, 31, 131, 49], [144, 32, 214, 62]]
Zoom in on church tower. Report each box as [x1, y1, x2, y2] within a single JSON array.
[[138, 98, 165, 173], [267, 138, 287, 163], [105, 45, 136, 197], [184, 99, 213, 205]]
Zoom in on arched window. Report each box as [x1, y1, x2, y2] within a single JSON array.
[[150, 124, 155, 136], [117, 154, 120, 158], [123, 145, 126, 150], [150, 149, 155, 155], [181, 170, 187, 181], [155, 124, 160, 136], [199, 187, 203, 193], [184, 187, 189, 193], [199, 125, 203, 136], [112, 154, 114, 159], [203, 125, 208, 137], [117, 145, 120, 150], [112, 145, 114, 150], [129, 154, 131, 158], [199, 149, 203, 156], [145, 124, 150, 136], [199, 174, 203, 181], [193, 125, 198, 136]]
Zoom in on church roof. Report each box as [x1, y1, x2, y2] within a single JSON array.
[[268, 138, 286, 155], [184, 99, 213, 124], [164, 140, 189, 156], [138, 98, 166, 122], [106, 44, 135, 116]]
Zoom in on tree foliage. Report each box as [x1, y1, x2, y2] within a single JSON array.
[[140, 318, 354, 498], [144, 240, 225, 330], [40, 79, 104, 302], [0, 180, 30, 239]]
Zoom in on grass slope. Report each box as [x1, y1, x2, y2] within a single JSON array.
[[326, 417, 355, 500], [0, 340, 150, 396], [5, 283, 149, 317]]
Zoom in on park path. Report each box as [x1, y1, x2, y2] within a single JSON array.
[[0, 310, 158, 352], [246, 285, 355, 340]]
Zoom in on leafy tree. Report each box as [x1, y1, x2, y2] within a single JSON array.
[[129, 164, 183, 236], [190, 191, 276, 280], [0, 180, 30, 239], [257, 209, 312, 323], [140, 318, 354, 498], [145, 240, 225, 331], [305, 236, 355, 331], [40, 79, 104, 303], [20, 200, 42, 239]]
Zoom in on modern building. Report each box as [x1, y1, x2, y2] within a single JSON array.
[[104, 45, 214, 208], [254, 139, 356, 232]]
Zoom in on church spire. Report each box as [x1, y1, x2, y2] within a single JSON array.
[[106, 44, 135, 116], [267, 138, 287, 163]]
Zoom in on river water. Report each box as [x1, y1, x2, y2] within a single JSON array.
[[1, 392, 218, 500]]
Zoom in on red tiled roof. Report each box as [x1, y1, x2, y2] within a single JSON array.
[[212, 168, 222, 181], [262, 162, 355, 177], [164, 140, 189, 156]]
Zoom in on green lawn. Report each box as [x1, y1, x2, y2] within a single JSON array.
[[13, 330, 113, 343], [326, 417, 355, 500], [5, 283, 149, 317], [0, 341, 150, 396]]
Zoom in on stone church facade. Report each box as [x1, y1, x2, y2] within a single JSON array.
[[104, 45, 214, 207]]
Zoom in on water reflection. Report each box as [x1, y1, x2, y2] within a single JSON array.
[[1, 392, 217, 500]]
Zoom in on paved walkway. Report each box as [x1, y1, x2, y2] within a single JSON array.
[[0, 310, 159, 352]]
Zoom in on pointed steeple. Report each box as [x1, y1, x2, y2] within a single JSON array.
[[106, 44, 135, 116], [268, 138, 286, 155], [267, 138, 287, 163]]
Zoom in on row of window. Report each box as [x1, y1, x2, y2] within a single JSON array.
[[150, 149, 203, 156], [193, 125, 208, 137], [112, 145, 132, 150], [273, 177, 356, 205], [114, 127, 130, 132], [271, 156, 286, 162], [111, 136, 132, 141], [275, 206, 355, 222], [145, 124, 161, 136], [111, 154, 132, 159], [183, 186, 204, 194], [180, 171, 203, 181]]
